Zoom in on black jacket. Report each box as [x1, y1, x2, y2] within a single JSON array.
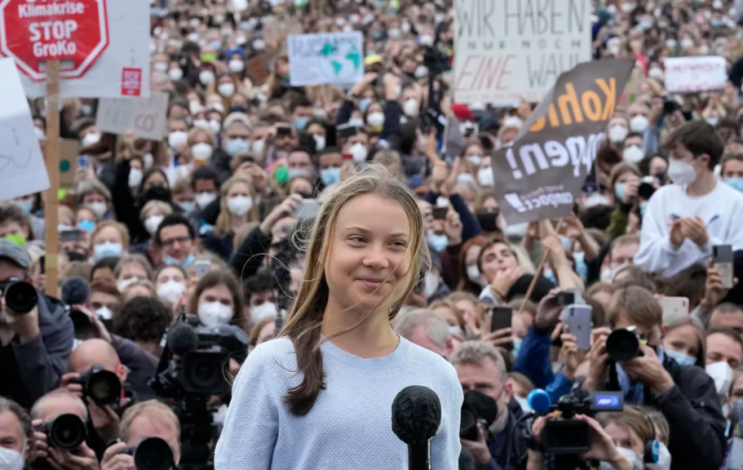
[[229, 225, 272, 281]]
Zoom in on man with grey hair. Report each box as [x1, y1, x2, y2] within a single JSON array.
[[451, 340, 528, 470], [393, 309, 454, 358], [0, 396, 32, 469]]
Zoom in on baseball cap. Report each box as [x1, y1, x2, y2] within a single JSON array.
[[0, 239, 30, 269]]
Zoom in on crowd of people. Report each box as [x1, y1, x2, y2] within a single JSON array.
[[3, 0, 743, 468]]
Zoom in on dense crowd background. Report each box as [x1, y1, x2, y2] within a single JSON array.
[[4, 0, 743, 468]]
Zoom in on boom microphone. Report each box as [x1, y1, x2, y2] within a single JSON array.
[[167, 323, 198, 357], [391, 385, 442, 470], [61, 276, 90, 305]]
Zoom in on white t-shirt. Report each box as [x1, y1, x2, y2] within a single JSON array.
[[634, 181, 743, 277]]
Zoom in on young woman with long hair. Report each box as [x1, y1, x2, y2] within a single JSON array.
[[216, 165, 462, 469]]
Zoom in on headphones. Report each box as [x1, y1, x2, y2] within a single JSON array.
[[629, 405, 661, 464]]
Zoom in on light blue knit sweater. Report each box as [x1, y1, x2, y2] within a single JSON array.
[[215, 335, 463, 469]]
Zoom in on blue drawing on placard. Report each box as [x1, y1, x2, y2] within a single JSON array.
[[0, 128, 32, 171]]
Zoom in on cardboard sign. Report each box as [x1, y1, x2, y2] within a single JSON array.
[[288, 32, 364, 87], [58, 140, 78, 189], [453, 0, 592, 105], [5, 0, 150, 99], [96, 91, 168, 141], [663, 56, 727, 93], [0, 57, 49, 201], [492, 59, 633, 224]]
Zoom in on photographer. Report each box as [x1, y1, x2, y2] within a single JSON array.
[[100, 401, 180, 470], [0, 239, 74, 409], [584, 286, 725, 470], [451, 341, 528, 469]]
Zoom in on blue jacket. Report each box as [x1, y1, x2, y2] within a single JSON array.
[[424, 191, 481, 243], [512, 328, 574, 404]]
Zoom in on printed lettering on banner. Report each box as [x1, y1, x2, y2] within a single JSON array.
[[96, 91, 169, 141], [663, 56, 727, 94]]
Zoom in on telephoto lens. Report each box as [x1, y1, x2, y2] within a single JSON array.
[[126, 437, 174, 470], [459, 390, 497, 442], [79, 365, 122, 406], [606, 328, 641, 362], [42, 414, 87, 450], [2, 279, 38, 313]]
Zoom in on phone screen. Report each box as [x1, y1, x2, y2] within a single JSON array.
[[714, 245, 734, 289], [293, 199, 321, 221], [491, 307, 513, 332], [432, 207, 448, 220]]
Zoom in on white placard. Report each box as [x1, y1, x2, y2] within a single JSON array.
[[287, 32, 364, 87], [663, 56, 727, 94], [7, 0, 150, 99], [453, 0, 592, 104], [0, 58, 49, 201], [96, 91, 169, 141]]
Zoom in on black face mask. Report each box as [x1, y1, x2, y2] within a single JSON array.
[[478, 211, 499, 232], [296, 191, 313, 199], [143, 185, 171, 204]]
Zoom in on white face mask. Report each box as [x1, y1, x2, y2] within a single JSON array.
[[251, 139, 265, 155], [630, 115, 650, 133], [423, 272, 439, 298], [0, 447, 25, 470], [169, 68, 184, 81], [403, 98, 419, 118], [608, 125, 628, 143], [117, 277, 138, 292], [228, 59, 245, 73], [227, 195, 253, 216], [86, 202, 107, 218], [466, 265, 481, 284], [199, 70, 216, 85], [667, 157, 699, 186], [96, 306, 113, 320], [623, 145, 645, 164], [143, 153, 154, 169], [707, 361, 734, 395], [157, 280, 187, 304], [191, 143, 214, 161], [195, 192, 217, 209], [349, 142, 368, 163], [367, 112, 385, 127], [648, 67, 664, 81], [198, 301, 233, 328], [218, 83, 235, 97], [81, 132, 101, 148], [251, 302, 278, 323], [168, 131, 188, 149], [599, 447, 642, 470], [478, 167, 494, 187], [128, 168, 143, 188], [646, 442, 672, 470], [145, 215, 165, 235]]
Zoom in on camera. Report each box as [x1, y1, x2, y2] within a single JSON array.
[[531, 389, 623, 454], [0, 277, 38, 313], [76, 365, 122, 406], [42, 414, 87, 450], [606, 326, 646, 362], [460, 390, 497, 442], [125, 437, 174, 470]]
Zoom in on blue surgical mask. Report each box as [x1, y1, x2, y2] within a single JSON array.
[[320, 167, 341, 186], [225, 138, 250, 156], [727, 177, 743, 193], [294, 116, 308, 130], [77, 219, 96, 233], [165, 253, 195, 268], [513, 337, 523, 357], [178, 201, 196, 214], [615, 182, 626, 201], [210, 40, 222, 51], [573, 251, 588, 279], [13, 199, 33, 214], [666, 349, 696, 367], [711, 19, 723, 28], [559, 235, 572, 251], [640, 201, 649, 216], [359, 98, 372, 113], [427, 232, 449, 252], [449, 325, 462, 336], [457, 172, 475, 184], [707, 117, 719, 126], [94, 242, 123, 260], [287, 168, 309, 180]]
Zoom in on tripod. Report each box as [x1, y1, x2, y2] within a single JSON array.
[[176, 394, 215, 470]]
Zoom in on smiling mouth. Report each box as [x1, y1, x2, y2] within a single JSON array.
[[359, 279, 385, 289]]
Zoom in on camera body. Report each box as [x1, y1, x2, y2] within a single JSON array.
[[124, 437, 174, 470], [0, 277, 38, 313], [606, 326, 647, 362], [75, 365, 122, 407], [42, 414, 87, 450]]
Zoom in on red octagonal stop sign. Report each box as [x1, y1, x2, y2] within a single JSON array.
[[0, 0, 109, 82]]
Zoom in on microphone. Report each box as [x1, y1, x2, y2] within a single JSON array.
[[391, 385, 442, 470], [167, 323, 198, 356], [527, 389, 551, 414], [61, 276, 90, 305]]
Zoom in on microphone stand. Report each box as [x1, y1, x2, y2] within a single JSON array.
[[408, 440, 432, 470]]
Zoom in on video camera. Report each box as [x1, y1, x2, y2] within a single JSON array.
[[0, 277, 38, 313], [74, 365, 122, 407], [41, 414, 87, 450], [124, 437, 174, 470], [528, 388, 624, 454]]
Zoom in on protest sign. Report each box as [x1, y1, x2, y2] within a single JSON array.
[[0, 57, 49, 201], [96, 91, 169, 141], [0, 0, 150, 99], [453, 0, 592, 105], [492, 59, 633, 225], [287, 32, 364, 87], [663, 56, 727, 93]]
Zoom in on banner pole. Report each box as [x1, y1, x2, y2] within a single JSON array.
[[44, 60, 60, 297], [517, 217, 565, 316]]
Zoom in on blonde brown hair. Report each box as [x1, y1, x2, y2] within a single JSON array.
[[608, 286, 662, 328], [278, 164, 430, 416], [91, 220, 130, 249], [120, 400, 180, 444], [214, 175, 258, 237]]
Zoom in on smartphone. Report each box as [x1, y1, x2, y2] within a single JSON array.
[[639, 176, 656, 200], [293, 199, 321, 221], [659, 296, 689, 320], [337, 123, 359, 139], [556, 291, 576, 307], [276, 125, 292, 137], [195, 260, 211, 279], [60, 230, 83, 242], [714, 245, 734, 289], [432, 207, 448, 220], [39, 255, 45, 275], [563, 305, 592, 351], [491, 306, 512, 333], [77, 155, 89, 168]]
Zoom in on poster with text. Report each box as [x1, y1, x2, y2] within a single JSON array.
[[453, 0, 592, 105], [663, 56, 727, 93], [96, 91, 169, 141], [0, 58, 49, 201], [493, 59, 633, 225], [288, 32, 363, 87]]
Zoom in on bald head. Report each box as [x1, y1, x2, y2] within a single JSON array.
[[69, 339, 120, 374], [31, 390, 87, 423]]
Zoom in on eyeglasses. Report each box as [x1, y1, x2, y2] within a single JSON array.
[[161, 236, 192, 247]]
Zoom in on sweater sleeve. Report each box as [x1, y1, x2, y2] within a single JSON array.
[[512, 329, 553, 389], [604, 205, 631, 241], [336, 99, 355, 126], [214, 346, 280, 469]]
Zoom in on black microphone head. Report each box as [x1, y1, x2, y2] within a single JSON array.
[[391, 385, 442, 446], [167, 323, 198, 356], [61, 276, 90, 305]]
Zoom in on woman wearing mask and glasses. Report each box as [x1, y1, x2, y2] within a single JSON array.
[[203, 176, 259, 261]]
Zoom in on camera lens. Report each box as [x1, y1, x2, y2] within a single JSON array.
[[86, 370, 122, 406], [5, 281, 38, 313], [134, 437, 174, 470], [459, 402, 478, 441], [606, 329, 641, 362], [48, 414, 86, 450], [180, 351, 229, 394]]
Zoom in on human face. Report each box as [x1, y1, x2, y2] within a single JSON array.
[[723, 159, 743, 179], [198, 285, 234, 310], [91, 267, 115, 285], [0, 411, 24, 455], [455, 299, 477, 328], [172, 190, 195, 206], [249, 290, 276, 308], [226, 181, 251, 200], [709, 309, 743, 336], [433, 306, 459, 329], [224, 123, 251, 142], [668, 142, 708, 174], [729, 375, 743, 409], [481, 196, 498, 213], [319, 152, 343, 170], [127, 414, 181, 464], [93, 226, 123, 246], [144, 173, 168, 191], [119, 263, 148, 283], [417, 200, 433, 232], [257, 321, 276, 345], [455, 359, 510, 406], [609, 242, 639, 269], [707, 332, 743, 369], [289, 178, 314, 196], [83, 192, 106, 205], [159, 224, 193, 261], [90, 291, 119, 311], [480, 242, 518, 282], [662, 324, 701, 359], [123, 285, 152, 301], [612, 309, 662, 347], [156, 267, 186, 285], [624, 135, 643, 149], [0, 221, 26, 239], [408, 324, 451, 358], [288, 151, 313, 171], [605, 422, 644, 459], [649, 156, 667, 176], [324, 193, 412, 313], [194, 179, 217, 194], [37, 395, 87, 424]]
